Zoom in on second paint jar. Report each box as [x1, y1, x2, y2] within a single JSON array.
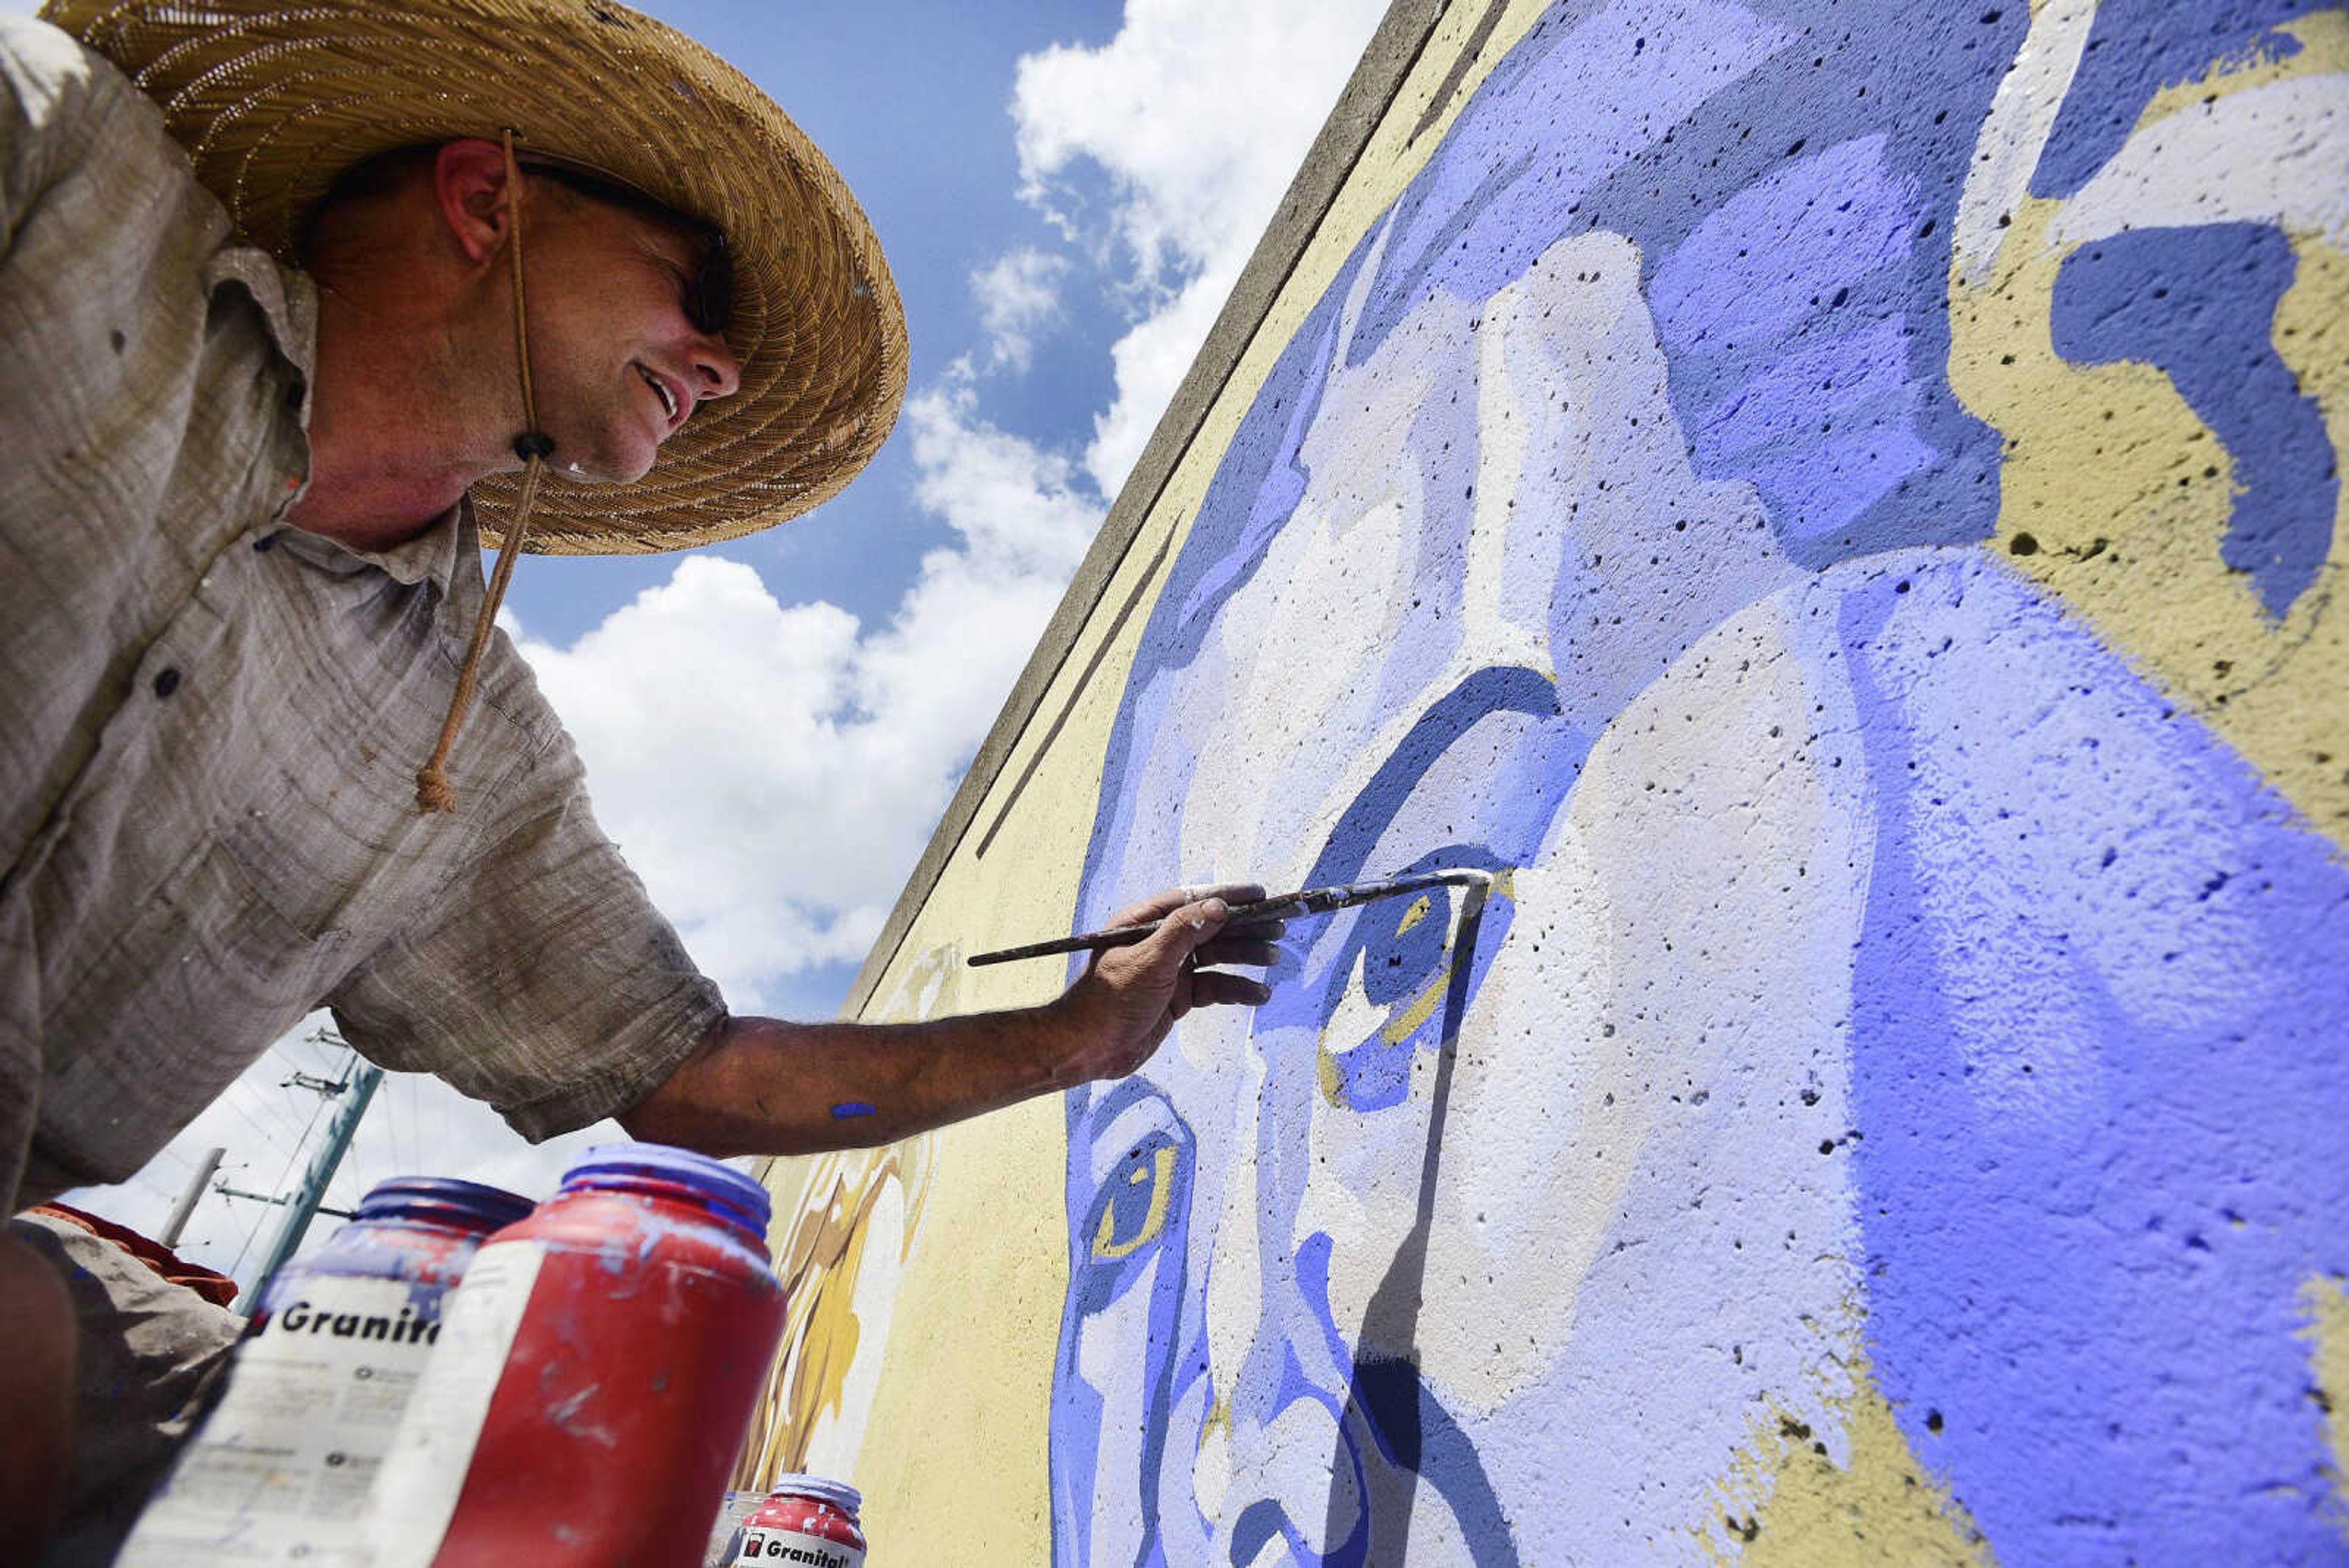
[[369, 1143, 787, 1567]]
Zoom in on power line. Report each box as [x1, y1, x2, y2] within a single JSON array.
[[228, 1083, 332, 1277]]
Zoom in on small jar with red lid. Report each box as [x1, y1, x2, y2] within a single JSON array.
[[732, 1474, 866, 1566]]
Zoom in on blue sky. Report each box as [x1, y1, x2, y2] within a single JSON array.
[[508, 0, 1128, 645], [489, 0, 1386, 1029], [29, 0, 1388, 1270]]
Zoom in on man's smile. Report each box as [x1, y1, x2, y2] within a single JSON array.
[[635, 361, 687, 429]]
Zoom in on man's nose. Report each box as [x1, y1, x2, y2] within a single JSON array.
[[691, 331, 740, 403]]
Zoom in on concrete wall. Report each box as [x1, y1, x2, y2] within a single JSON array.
[[748, 2, 2349, 1561]]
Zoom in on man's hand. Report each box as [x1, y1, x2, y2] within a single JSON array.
[[1048, 883, 1282, 1082], [623, 882, 1283, 1157]]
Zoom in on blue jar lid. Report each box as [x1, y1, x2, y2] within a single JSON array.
[[354, 1176, 535, 1235], [768, 1474, 861, 1517], [558, 1142, 771, 1241]]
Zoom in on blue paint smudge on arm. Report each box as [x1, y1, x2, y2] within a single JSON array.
[[829, 1102, 877, 1120]]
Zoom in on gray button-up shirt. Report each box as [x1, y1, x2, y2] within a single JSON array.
[[1, 20, 726, 1213]]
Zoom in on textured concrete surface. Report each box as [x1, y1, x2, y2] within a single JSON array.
[[770, 2, 2349, 1562]]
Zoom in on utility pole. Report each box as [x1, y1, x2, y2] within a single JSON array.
[[235, 1056, 382, 1313], [159, 1145, 226, 1249]]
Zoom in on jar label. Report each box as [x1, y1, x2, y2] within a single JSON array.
[[364, 1239, 547, 1568], [116, 1274, 443, 1567], [733, 1526, 866, 1567]]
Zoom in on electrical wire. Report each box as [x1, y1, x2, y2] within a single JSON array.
[[227, 1082, 332, 1278]]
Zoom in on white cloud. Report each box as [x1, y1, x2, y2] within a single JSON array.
[[973, 247, 1071, 373], [75, 0, 1388, 1279], [1080, 266, 1232, 497], [1013, 0, 1389, 493]]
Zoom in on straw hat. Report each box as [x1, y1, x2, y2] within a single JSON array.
[[41, 0, 907, 555]]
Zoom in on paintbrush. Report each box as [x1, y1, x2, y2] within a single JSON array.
[[965, 868, 1495, 967]]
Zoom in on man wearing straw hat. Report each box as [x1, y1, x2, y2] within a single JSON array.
[[0, 1, 1276, 1557]]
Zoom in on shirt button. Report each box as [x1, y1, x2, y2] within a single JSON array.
[[153, 667, 182, 699]]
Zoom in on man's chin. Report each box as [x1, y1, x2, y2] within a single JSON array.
[[546, 444, 656, 488]]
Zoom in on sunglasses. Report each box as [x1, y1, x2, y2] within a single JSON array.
[[516, 159, 734, 338]]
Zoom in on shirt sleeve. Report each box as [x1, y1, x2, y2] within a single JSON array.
[[0, 18, 139, 248], [325, 726, 729, 1143]]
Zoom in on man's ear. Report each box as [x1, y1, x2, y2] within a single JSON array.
[[431, 139, 512, 264]]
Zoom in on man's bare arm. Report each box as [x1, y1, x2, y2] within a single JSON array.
[[620, 887, 1278, 1154]]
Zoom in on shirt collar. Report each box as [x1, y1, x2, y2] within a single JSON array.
[[204, 243, 320, 387], [275, 497, 486, 626]]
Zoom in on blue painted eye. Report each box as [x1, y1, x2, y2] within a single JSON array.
[[1362, 889, 1452, 1007], [1310, 854, 1512, 1113], [1092, 1136, 1178, 1262], [1071, 1128, 1192, 1317]]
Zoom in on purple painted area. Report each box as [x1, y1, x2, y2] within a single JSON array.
[[1347, 0, 1794, 366], [1650, 137, 1940, 545], [1649, 136, 1917, 347], [2053, 223, 2337, 619], [1739, 418, 1938, 546], [1838, 557, 2349, 1562], [1052, 1, 2349, 1561]]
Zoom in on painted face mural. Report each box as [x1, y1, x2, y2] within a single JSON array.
[[1055, 2, 2349, 1564]]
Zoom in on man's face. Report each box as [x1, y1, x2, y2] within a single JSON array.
[[514, 185, 740, 484]]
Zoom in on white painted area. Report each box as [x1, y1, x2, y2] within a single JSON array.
[[1954, 0, 2096, 284], [2049, 75, 2349, 250]]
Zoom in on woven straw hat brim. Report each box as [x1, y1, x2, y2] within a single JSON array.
[[43, 0, 907, 555]]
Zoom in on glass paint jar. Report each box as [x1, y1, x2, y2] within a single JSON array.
[[369, 1143, 786, 1567], [119, 1176, 533, 1567], [730, 1476, 866, 1566]]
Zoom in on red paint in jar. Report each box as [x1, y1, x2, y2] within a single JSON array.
[[731, 1476, 866, 1566], [369, 1144, 785, 1567]]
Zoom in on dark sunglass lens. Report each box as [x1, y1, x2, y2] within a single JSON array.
[[691, 238, 733, 337]]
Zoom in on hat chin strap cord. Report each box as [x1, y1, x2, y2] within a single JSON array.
[[415, 129, 556, 814]]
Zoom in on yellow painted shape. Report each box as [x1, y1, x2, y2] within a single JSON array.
[[1395, 893, 1433, 934], [836, 1090, 1069, 1560], [2306, 1274, 2349, 1526], [1948, 6, 2349, 847], [738, 1136, 936, 1487], [1093, 1144, 1177, 1261], [740, 945, 962, 1488], [1702, 1377, 1995, 1567]]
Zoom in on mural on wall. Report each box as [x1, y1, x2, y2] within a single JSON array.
[[1055, 1, 2349, 1564], [738, 946, 952, 1490]]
